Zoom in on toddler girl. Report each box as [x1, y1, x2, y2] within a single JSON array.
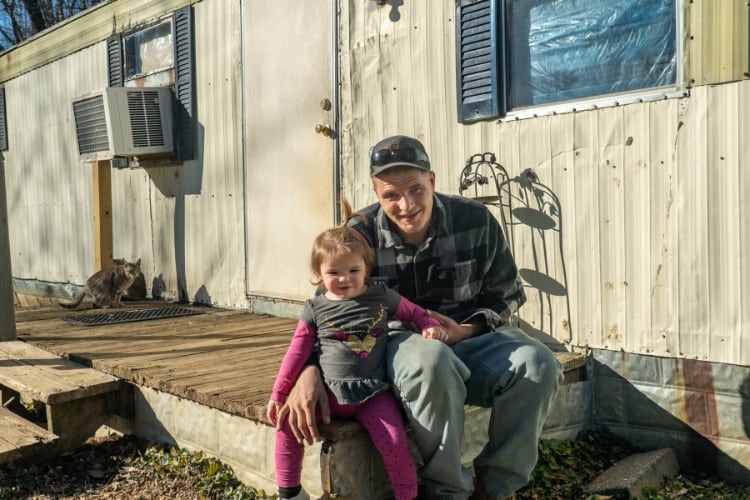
[[266, 200, 447, 500]]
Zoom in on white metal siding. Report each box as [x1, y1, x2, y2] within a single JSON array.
[[5, 45, 106, 285], [110, 0, 248, 307], [341, 1, 750, 366], [4, 0, 249, 308]]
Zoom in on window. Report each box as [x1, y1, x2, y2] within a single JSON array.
[[456, 0, 678, 123], [107, 6, 196, 161], [123, 20, 174, 81]]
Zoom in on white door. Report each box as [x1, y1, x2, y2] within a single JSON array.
[[242, 1, 335, 302]]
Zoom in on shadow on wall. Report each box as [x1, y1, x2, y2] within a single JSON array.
[[372, 0, 404, 22], [388, 0, 404, 22], [593, 355, 750, 485], [146, 122, 205, 304], [193, 285, 211, 306], [132, 385, 179, 448], [152, 275, 167, 300], [459, 153, 571, 348]]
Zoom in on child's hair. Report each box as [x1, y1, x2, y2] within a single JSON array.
[[310, 199, 374, 286]]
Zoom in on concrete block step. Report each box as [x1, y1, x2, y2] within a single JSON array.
[[586, 448, 680, 498], [0, 406, 58, 464]]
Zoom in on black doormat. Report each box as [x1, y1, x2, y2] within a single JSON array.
[[64, 306, 204, 327]]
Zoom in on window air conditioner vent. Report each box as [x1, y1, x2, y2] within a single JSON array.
[[72, 87, 174, 162]]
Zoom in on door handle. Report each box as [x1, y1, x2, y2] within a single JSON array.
[[315, 124, 336, 138]]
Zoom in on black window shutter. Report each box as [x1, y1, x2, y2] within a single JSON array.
[[0, 88, 7, 151], [173, 5, 196, 162], [455, 0, 505, 123], [106, 34, 123, 87]]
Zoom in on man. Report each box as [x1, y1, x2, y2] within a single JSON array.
[[280, 136, 563, 499]]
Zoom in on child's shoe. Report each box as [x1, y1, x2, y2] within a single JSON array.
[[280, 489, 310, 500]]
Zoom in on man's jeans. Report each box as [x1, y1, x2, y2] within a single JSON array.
[[386, 328, 563, 499]]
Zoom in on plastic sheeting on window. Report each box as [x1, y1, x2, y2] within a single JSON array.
[[508, 0, 676, 108], [124, 21, 174, 80]]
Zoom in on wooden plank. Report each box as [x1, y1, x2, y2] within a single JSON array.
[[20, 307, 279, 344], [16, 313, 263, 355], [21, 303, 282, 331], [155, 361, 280, 396], [0, 406, 58, 464], [92, 160, 113, 272], [0, 341, 120, 405], [159, 368, 271, 395], [49, 333, 291, 373], [15, 300, 183, 322], [135, 345, 286, 382], [23, 322, 294, 371]]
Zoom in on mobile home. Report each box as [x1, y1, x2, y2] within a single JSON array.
[[1, 0, 748, 486]]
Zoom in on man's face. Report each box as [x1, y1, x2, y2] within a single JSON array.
[[372, 168, 436, 245]]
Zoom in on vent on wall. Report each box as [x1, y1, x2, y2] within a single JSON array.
[[72, 87, 174, 162]]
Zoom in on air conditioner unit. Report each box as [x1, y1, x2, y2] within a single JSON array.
[[72, 86, 174, 162]]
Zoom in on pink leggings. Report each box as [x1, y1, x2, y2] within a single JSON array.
[[275, 390, 418, 500]]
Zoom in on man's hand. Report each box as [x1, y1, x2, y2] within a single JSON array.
[[425, 310, 482, 345], [276, 365, 330, 444]]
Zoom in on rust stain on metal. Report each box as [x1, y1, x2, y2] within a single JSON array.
[[682, 359, 720, 436], [680, 358, 720, 473]]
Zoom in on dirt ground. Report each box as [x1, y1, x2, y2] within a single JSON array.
[[0, 435, 229, 500], [4, 429, 748, 499]]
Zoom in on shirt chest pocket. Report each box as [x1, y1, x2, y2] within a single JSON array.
[[428, 259, 479, 301]]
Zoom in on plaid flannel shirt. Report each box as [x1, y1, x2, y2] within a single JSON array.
[[350, 193, 526, 332]]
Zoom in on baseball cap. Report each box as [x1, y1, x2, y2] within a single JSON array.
[[369, 135, 431, 177]]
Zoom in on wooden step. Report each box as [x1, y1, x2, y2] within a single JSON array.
[[0, 340, 120, 404], [0, 406, 58, 464], [0, 340, 123, 452]]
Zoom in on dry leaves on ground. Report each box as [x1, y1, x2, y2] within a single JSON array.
[[0, 434, 262, 500]]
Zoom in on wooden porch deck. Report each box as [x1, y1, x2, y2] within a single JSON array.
[[12, 296, 585, 427], [9, 295, 588, 497], [13, 298, 296, 424]]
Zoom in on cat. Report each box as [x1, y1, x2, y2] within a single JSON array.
[[60, 258, 142, 309]]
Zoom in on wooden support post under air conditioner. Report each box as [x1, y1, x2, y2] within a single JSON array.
[[92, 160, 113, 271]]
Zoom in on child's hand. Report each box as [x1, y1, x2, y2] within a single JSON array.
[[422, 326, 448, 343], [266, 399, 284, 426]]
